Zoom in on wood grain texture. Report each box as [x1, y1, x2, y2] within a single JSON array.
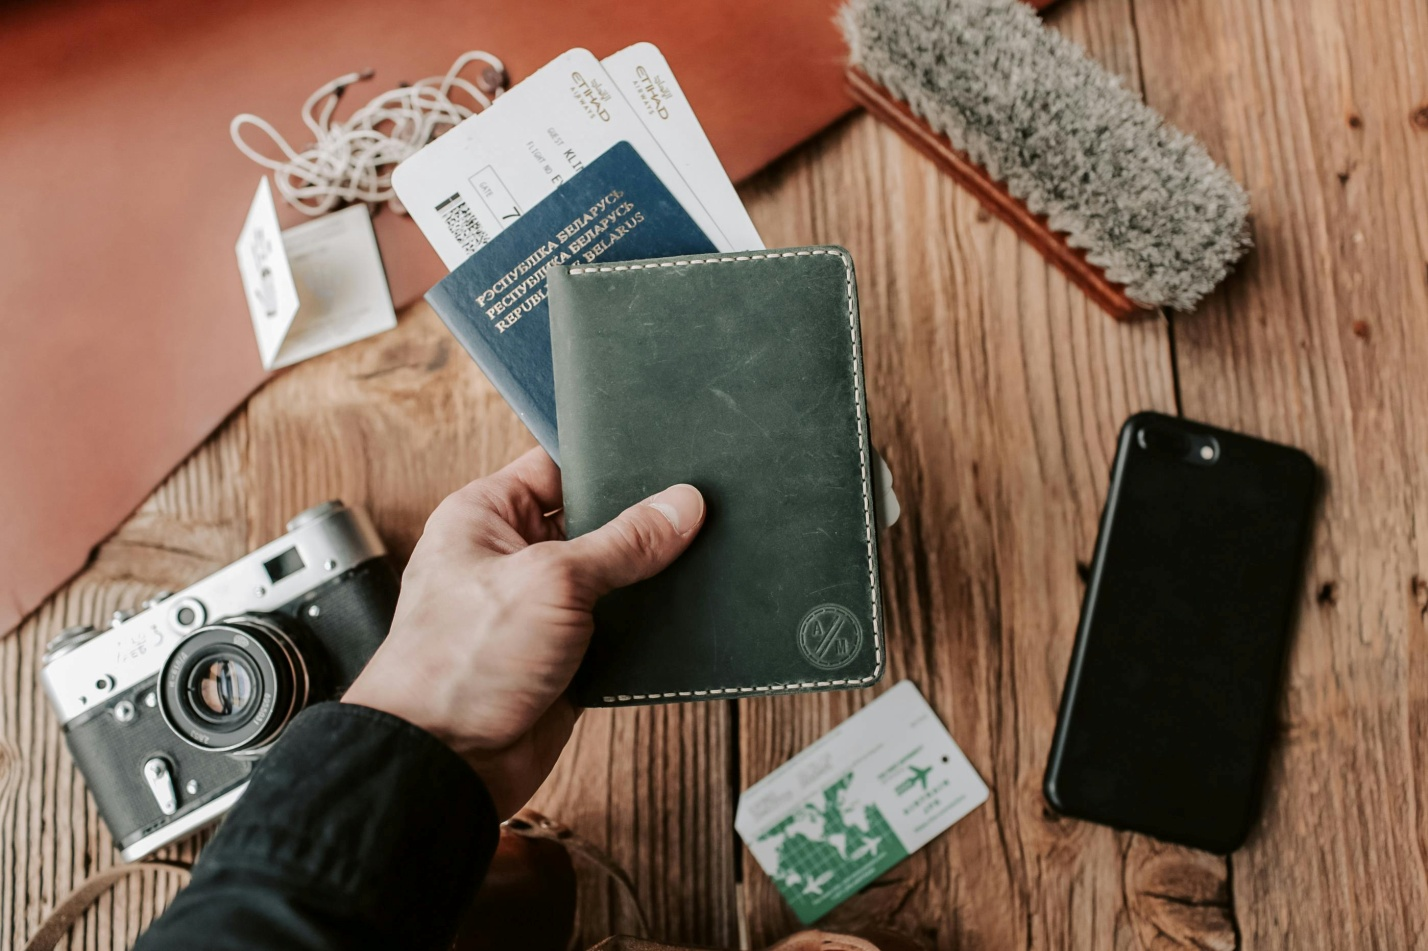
[[3, 0, 1426, 947], [0, 309, 735, 950], [1131, 0, 1428, 946], [1, 427, 246, 951], [735, 0, 1225, 944]]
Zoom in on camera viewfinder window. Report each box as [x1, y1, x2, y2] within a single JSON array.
[[263, 547, 305, 583]]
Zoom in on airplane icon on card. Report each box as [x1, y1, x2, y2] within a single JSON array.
[[895, 764, 933, 796], [801, 871, 835, 896]]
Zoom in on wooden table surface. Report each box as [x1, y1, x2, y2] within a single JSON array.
[[5, 0, 1427, 947]]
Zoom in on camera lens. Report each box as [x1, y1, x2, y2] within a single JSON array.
[[158, 615, 313, 754], [189, 654, 257, 722]]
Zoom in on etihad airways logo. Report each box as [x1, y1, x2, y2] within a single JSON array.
[[634, 65, 673, 120], [570, 72, 611, 122]]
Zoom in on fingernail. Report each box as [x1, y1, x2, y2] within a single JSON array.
[[646, 484, 704, 534]]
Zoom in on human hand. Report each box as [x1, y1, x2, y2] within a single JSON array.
[[343, 448, 704, 817]]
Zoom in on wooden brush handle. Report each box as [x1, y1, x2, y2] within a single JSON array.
[[846, 67, 1145, 321]]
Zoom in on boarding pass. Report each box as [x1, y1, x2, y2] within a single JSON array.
[[393, 45, 762, 269]]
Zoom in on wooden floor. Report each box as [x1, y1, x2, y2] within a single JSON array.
[[5, 0, 1428, 947]]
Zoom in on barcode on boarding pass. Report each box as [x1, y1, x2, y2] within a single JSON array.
[[436, 194, 490, 257]]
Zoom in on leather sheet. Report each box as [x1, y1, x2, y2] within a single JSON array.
[[0, 0, 853, 632]]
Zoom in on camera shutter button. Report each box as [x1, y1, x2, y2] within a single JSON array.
[[43, 625, 99, 663], [286, 500, 344, 532], [142, 758, 179, 816], [141, 591, 174, 610], [168, 597, 206, 633]]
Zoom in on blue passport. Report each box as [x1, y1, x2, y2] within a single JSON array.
[[425, 141, 716, 462]]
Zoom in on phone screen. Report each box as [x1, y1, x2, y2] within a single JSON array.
[[1044, 412, 1316, 852]]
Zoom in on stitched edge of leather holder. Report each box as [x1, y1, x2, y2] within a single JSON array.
[[566, 248, 883, 702]]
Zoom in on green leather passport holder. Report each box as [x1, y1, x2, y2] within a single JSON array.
[[548, 246, 884, 706]]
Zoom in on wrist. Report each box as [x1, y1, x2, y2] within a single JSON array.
[[342, 678, 513, 801], [342, 675, 448, 750]]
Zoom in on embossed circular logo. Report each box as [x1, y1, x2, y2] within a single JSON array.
[[797, 604, 863, 670]]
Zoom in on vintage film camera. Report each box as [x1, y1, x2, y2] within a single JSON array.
[[40, 501, 398, 860]]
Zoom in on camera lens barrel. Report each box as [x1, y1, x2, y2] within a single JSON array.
[[157, 615, 311, 754]]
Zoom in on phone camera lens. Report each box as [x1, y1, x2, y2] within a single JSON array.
[[1138, 423, 1220, 466], [1191, 436, 1221, 465], [1136, 423, 1192, 457]]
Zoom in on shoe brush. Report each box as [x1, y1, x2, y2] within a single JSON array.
[[840, 0, 1251, 319]]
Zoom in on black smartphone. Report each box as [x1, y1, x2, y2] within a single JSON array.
[[1044, 412, 1316, 853]]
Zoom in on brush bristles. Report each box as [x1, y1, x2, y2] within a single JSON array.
[[842, 0, 1251, 312]]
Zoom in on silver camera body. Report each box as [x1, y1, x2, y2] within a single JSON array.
[[40, 501, 398, 861]]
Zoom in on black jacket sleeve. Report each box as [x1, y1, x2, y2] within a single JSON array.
[[135, 702, 500, 951]]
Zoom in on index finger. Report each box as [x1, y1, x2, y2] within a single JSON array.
[[443, 447, 564, 547], [495, 446, 563, 514]]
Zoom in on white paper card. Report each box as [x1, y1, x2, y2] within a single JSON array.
[[235, 181, 397, 370], [600, 42, 763, 251], [873, 451, 901, 529], [235, 178, 300, 367], [735, 681, 987, 922], [392, 48, 758, 270]]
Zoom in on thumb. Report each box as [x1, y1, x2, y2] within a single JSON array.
[[562, 484, 705, 596]]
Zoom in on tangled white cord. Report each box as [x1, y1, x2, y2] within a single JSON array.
[[231, 51, 506, 217]]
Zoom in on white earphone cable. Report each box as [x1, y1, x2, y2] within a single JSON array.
[[230, 51, 506, 217]]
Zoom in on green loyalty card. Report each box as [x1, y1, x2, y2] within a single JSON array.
[[735, 681, 988, 923]]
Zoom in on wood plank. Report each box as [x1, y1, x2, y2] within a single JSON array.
[[734, 0, 1227, 940], [1, 425, 247, 950], [1130, 0, 1428, 946], [2, 304, 736, 949], [239, 305, 738, 948], [5, 0, 1424, 946]]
